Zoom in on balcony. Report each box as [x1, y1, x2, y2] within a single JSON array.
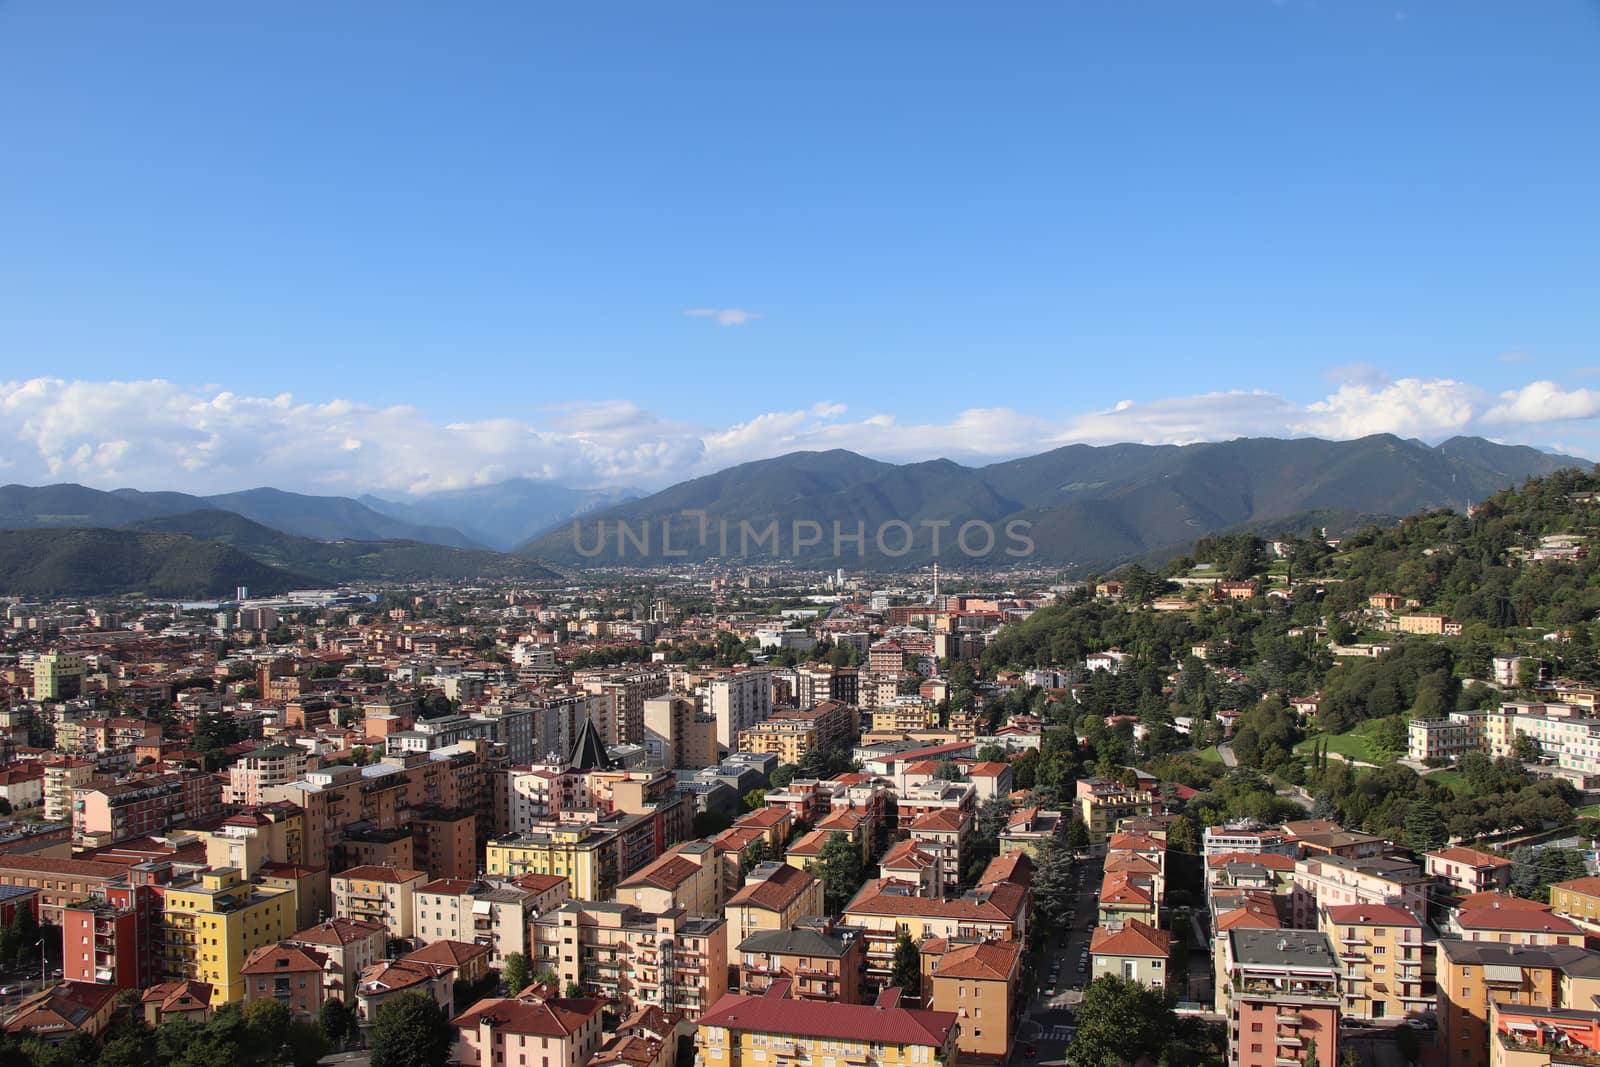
[[1496, 1032, 1600, 1066]]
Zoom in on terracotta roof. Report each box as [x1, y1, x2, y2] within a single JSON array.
[[1456, 908, 1582, 934], [784, 830, 831, 857], [618, 853, 704, 891], [1090, 919, 1170, 958], [1551, 876, 1600, 898], [1428, 846, 1513, 869], [696, 992, 955, 1047], [880, 840, 937, 870], [242, 944, 327, 975], [1107, 832, 1164, 852], [738, 808, 790, 829], [1455, 890, 1550, 913], [1099, 872, 1153, 907], [979, 851, 1033, 888], [931, 940, 1023, 980], [4, 981, 117, 1036], [1105, 853, 1160, 875], [511, 872, 569, 893], [1324, 904, 1421, 927], [335, 864, 425, 883], [289, 916, 387, 946], [965, 762, 1010, 778], [0, 855, 124, 879], [1216, 905, 1282, 931], [846, 880, 1027, 924], [452, 995, 605, 1037], [909, 809, 968, 833], [728, 865, 819, 911], [418, 878, 478, 896], [140, 980, 214, 1015], [403, 939, 491, 969]]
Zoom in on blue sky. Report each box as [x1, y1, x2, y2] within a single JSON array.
[[2, 1, 1598, 495]]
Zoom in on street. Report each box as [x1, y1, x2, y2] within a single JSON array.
[[1014, 853, 1105, 1066]]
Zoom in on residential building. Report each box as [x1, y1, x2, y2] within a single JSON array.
[[737, 701, 858, 766], [240, 943, 330, 1020], [1215, 929, 1340, 1067], [1292, 854, 1430, 926], [1434, 940, 1600, 1067], [72, 769, 223, 848], [1550, 876, 1600, 934], [642, 695, 718, 770], [1321, 905, 1428, 1022], [452, 990, 607, 1067], [284, 916, 387, 1003], [924, 939, 1023, 1063], [31, 652, 86, 702], [736, 921, 868, 1003], [532, 900, 728, 1020], [1407, 713, 1486, 763], [909, 809, 971, 892], [42, 757, 95, 823], [331, 865, 427, 940], [693, 987, 959, 1067], [616, 840, 722, 915], [3, 981, 116, 1043], [141, 981, 214, 1026], [486, 813, 656, 901], [844, 874, 1029, 991], [1076, 779, 1156, 848], [226, 744, 309, 806], [708, 669, 773, 754], [725, 863, 826, 962], [161, 867, 298, 1004], [1089, 919, 1170, 990], [1428, 847, 1515, 896]]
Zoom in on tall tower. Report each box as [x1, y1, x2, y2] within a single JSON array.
[[932, 562, 940, 602]]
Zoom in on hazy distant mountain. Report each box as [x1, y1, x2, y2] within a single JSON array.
[[126, 510, 563, 585], [359, 479, 642, 550], [522, 435, 1581, 569], [0, 483, 477, 547], [0, 528, 316, 598]]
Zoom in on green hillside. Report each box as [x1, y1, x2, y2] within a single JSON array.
[[0, 528, 312, 598]]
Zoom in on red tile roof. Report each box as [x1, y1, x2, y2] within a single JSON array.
[[932, 940, 1023, 980], [1428, 846, 1512, 869], [1090, 919, 1170, 958], [334, 864, 425, 883], [1324, 904, 1421, 927], [697, 992, 955, 1047], [728, 865, 819, 911], [452, 995, 605, 1037], [1456, 908, 1582, 934]]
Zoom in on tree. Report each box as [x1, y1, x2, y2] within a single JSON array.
[[815, 832, 865, 915], [1063, 815, 1090, 854], [769, 764, 799, 789], [890, 931, 922, 1002], [931, 761, 965, 782], [976, 744, 1007, 763], [740, 838, 772, 876], [1071, 975, 1175, 1067], [369, 991, 453, 1067], [318, 998, 357, 1051], [1032, 839, 1076, 925], [1164, 815, 1199, 855], [501, 952, 531, 996], [1403, 801, 1447, 852], [1514, 734, 1542, 763], [743, 789, 767, 811]]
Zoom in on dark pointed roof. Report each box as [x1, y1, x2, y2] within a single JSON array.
[[569, 717, 618, 771]]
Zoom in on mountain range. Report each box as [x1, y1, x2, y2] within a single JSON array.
[[520, 434, 1583, 568], [358, 479, 641, 551], [0, 434, 1582, 594]]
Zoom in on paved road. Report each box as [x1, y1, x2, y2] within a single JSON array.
[[1217, 743, 1238, 768], [1015, 854, 1105, 1066]]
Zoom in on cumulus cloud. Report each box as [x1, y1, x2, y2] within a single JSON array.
[[684, 308, 759, 327], [0, 372, 1596, 497]]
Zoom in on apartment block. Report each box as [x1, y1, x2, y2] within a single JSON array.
[[693, 987, 958, 1067], [736, 921, 867, 1003], [923, 939, 1022, 1061], [1427, 847, 1514, 896], [1216, 929, 1340, 1067], [709, 669, 773, 754], [162, 867, 297, 1004], [533, 900, 728, 1020], [331, 865, 427, 939], [1322, 905, 1428, 1022]]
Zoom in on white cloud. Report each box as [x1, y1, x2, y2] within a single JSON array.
[[684, 308, 759, 327], [0, 372, 1596, 498]]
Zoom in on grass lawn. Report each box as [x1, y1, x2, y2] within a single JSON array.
[[1294, 720, 1395, 765], [1576, 804, 1600, 819], [1196, 746, 1223, 764], [1426, 769, 1469, 793]]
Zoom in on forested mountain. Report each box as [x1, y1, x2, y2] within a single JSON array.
[[523, 434, 1578, 567]]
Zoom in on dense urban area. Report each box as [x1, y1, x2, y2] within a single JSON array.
[[5, 469, 1600, 1067]]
